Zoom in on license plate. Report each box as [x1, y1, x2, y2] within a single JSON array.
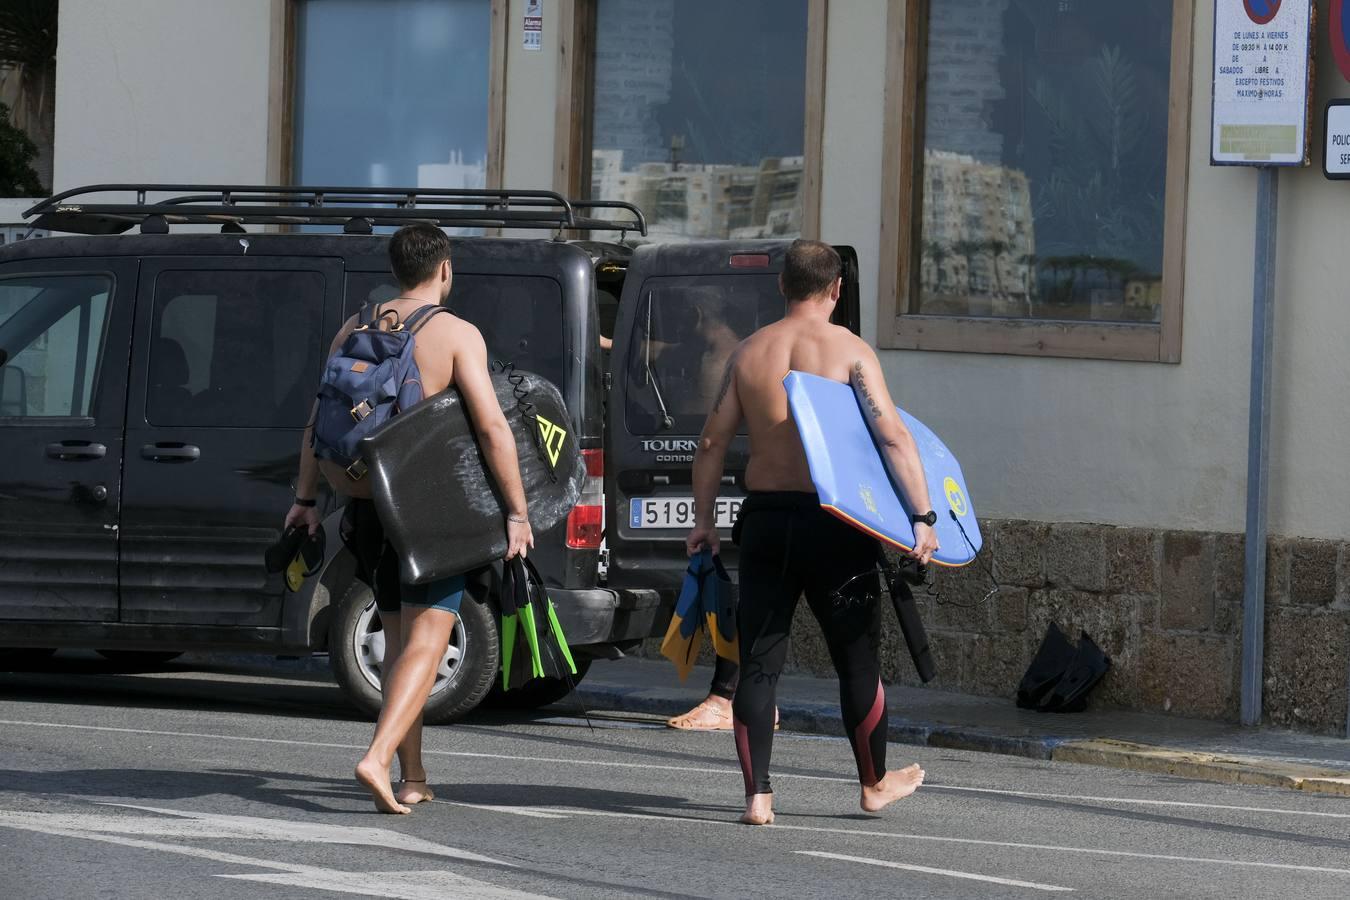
[[629, 497, 742, 530]]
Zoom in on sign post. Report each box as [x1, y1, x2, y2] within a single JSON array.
[[1209, 0, 1314, 727]]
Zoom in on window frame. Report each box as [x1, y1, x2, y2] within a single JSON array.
[[278, 0, 509, 189], [555, 0, 829, 238], [877, 0, 1194, 363]]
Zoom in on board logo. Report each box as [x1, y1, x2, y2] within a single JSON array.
[[944, 476, 968, 517], [1244, 0, 1281, 25], [536, 415, 567, 468], [859, 484, 880, 518]]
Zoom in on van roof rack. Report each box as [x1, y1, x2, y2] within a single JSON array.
[[23, 184, 648, 237]]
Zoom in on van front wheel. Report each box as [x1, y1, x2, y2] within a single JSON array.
[[327, 581, 499, 725]]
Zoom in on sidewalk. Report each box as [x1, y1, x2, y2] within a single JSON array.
[[577, 657, 1350, 797]]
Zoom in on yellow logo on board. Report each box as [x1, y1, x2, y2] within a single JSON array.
[[944, 476, 968, 517], [537, 415, 567, 468]]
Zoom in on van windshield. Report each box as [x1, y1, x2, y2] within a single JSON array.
[[346, 272, 566, 388], [625, 274, 784, 435]]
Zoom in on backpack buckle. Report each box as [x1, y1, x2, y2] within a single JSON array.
[[345, 459, 367, 481], [350, 399, 374, 422]]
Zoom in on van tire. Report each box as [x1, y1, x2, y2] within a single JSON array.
[[484, 658, 592, 710], [328, 580, 499, 726]]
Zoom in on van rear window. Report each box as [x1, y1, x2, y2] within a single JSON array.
[[346, 272, 565, 389], [625, 274, 784, 435]]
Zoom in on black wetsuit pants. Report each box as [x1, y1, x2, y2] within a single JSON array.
[[732, 492, 888, 795]]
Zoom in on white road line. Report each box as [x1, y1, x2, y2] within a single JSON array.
[[445, 802, 570, 819], [3, 718, 1348, 823], [795, 851, 1074, 892], [509, 806, 1350, 877], [0, 821, 547, 900], [219, 869, 549, 900]]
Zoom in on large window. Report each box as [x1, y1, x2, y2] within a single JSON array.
[[881, 0, 1194, 361], [0, 276, 111, 418], [293, 0, 493, 192], [148, 271, 325, 429], [588, 0, 812, 241]]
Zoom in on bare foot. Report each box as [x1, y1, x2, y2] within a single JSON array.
[[396, 778, 435, 805], [860, 763, 925, 813], [741, 792, 775, 826], [667, 697, 732, 731], [355, 757, 410, 814]]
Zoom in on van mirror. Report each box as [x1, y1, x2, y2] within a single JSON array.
[[1, 363, 27, 416]]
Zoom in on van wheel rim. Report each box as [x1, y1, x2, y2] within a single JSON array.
[[353, 599, 465, 698]]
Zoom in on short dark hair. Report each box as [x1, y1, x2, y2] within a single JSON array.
[[780, 239, 841, 302], [388, 224, 452, 289]]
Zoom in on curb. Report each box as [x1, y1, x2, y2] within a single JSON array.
[[575, 684, 1350, 797]]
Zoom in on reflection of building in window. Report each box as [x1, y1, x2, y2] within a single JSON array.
[[918, 151, 1035, 319], [590, 0, 807, 241], [593, 150, 802, 241]]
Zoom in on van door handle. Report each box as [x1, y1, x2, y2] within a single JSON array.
[[46, 440, 107, 461], [141, 443, 200, 462]]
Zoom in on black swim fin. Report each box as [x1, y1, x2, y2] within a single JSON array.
[[886, 570, 936, 683]]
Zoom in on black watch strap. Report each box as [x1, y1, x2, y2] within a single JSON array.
[[910, 510, 937, 527], [294, 497, 317, 508]]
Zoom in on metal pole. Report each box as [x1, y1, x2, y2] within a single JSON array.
[[1240, 166, 1279, 727]]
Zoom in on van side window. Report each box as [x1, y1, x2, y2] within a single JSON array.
[[147, 270, 324, 428], [0, 274, 112, 418], [626, 274, 782, 434]]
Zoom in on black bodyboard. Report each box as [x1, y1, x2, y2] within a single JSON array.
[[360, 370, 584, 584]]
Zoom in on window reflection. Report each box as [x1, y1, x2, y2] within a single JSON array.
[[294, 0, 491, 208], [590, 0, 809, 241], [917, 1, 1174, 323]]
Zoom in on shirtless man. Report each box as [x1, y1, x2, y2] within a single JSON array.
[[285, 224, 532, 814], [685, 239, 938, 826]]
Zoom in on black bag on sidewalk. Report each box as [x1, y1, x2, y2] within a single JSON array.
[[1017, 623, 1111, 713]]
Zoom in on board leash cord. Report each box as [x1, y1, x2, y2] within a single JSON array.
[[827, 510, 998, 610]]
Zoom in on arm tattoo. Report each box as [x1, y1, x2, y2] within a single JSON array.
[[712, 350, 739, 413], [852, 360, 884, 420]]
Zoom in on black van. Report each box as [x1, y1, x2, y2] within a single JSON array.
[[0, 185, 857, 721]]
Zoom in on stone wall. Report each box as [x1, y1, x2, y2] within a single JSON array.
[[637, 520, 1350, 736]]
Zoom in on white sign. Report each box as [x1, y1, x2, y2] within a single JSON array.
[[1326, 101, 1350, 179], [1211, 0, 1314, 166], [524, 0, 543, 51]]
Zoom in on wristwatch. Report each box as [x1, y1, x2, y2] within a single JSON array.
[[910, 510, 937, 527], [294, 497, 317, 508]]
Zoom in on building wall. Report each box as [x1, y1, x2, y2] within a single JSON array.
[[838, 0, 1347, 543], [53, 0, 279, 190]]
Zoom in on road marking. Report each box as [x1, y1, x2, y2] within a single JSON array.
[[445, 802, 570, 819], [795, 851, 1073, 892], [920, 784, 1350, 820], [504, 805, 1350, 877], [0, 812, 547, 900], [220, 869, 547, 900], [4, 718, 1349, 823]]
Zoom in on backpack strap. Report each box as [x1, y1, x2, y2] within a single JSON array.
[[404, 304, 449, 334]]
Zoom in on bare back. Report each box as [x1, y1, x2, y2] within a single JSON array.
[[733, 316, 866, 492]]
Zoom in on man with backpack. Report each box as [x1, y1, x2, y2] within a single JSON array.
[[284, 224, 533, 814]]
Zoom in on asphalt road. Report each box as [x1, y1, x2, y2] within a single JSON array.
[[1, 655, 1348, 899]]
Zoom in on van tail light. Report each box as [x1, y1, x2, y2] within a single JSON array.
[[567, 449, 605, 550]]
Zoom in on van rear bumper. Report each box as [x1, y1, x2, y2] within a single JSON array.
[[550, 587, 662, 647]]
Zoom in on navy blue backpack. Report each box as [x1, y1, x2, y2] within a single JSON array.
[[313, 303, 447, 489]]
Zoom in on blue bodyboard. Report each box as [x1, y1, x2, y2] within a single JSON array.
[[784, 371, 981, 567]]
